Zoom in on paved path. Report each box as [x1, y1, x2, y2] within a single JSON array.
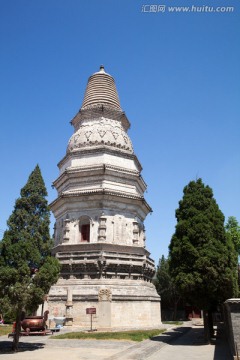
[[0, 323, 232, 360]]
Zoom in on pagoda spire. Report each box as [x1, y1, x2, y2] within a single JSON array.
[[81, 65, 122, 110]]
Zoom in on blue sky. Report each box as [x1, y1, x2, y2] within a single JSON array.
[[0, 0, 239, 264]]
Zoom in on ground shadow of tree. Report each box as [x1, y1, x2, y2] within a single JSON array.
[[151, 323, 232, 359], [0, 340, 45, 354], [150, 326, 193, 344]]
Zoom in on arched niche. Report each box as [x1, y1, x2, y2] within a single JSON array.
[[79, 215, 92, 242]]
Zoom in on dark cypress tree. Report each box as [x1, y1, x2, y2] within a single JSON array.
[[169, 178, 238, 342], [0, 165, 60, 350]]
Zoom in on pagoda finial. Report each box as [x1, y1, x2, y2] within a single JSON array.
[[99, 65, 105, 73]]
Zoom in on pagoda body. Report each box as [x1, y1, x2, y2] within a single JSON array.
[[48, 66, 161, 329]]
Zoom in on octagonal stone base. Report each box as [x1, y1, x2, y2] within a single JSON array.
[[46, 278, 161, 329]]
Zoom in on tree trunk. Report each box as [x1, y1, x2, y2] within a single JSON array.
[[12, 310, 22, 351], [203, 310, 210, 343], [208, 308, 214, 338], [172, 295, 180, 321], [173, 301, 178, 321]]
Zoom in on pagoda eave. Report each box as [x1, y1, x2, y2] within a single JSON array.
[[50, 189, 152, 215]]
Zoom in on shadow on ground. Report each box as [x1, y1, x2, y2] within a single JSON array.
[[152, 323, 232, 360], [0, 340, 45, 354], [150, 326, 193, 345]]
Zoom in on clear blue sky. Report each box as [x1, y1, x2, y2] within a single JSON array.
[[0, 0, 239, 264]]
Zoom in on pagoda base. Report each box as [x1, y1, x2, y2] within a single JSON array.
[[46, 278, 161, 329]]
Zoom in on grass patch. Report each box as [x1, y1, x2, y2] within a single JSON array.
[[52, 329, 165, 342], [0, 325, 12, 336], [162, 321, 183, 326]]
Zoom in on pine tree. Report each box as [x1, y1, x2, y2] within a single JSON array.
[[169, 178, 238, 342], [0, 165, 60, 350]]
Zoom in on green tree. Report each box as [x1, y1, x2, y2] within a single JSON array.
[[0, 165, 60, 351], [169, 179, 238, 342], [155, 255, 181, 320], [225, 216, 240, 255]]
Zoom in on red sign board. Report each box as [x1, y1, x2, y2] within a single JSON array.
[[86, 307, 96, 315]]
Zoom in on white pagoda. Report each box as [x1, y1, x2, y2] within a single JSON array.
[[48, 66, 161, 329]]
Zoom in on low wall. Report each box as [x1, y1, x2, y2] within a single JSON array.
[[224, 298, 240, 359]]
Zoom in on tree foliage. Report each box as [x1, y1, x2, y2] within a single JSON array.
[[155, 255, 181, 320], [155, 256, 180, 305], [0, 165, 60, 350], [168, 179, 238, 340], [225, 216, 240, 255]]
